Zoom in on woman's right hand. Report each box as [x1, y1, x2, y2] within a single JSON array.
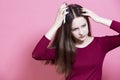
[[54, 3, 69, 28], [45, 3, 69, 40]]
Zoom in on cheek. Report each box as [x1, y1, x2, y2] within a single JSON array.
[[72, 31, 78, 37], [83, 27, 89, 34]]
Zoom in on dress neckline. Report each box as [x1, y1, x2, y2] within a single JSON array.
[[76, 37, 96, 49]]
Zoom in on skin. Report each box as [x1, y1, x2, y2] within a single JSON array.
[[72, 17, 89, 41], [45, 3, 112, 48], [71, 17, 94, 48]]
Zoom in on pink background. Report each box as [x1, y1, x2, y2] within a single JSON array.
[[0, 0, 120, 80]]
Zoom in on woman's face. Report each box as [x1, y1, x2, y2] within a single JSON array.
[[71, 17, 89, 41]]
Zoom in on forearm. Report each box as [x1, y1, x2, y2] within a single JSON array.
[[45, 3, 67, 40], [97, 17, 112, 27], [45, 24, 59, 40]]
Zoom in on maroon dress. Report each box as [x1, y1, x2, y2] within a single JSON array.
[[32, 20, 120, 80]]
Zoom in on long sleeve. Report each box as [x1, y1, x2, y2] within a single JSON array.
[[32, 36, 56, 60], [101, 20, 120, 53]]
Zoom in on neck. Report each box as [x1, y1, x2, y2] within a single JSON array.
[[75, 36, 94, 48]]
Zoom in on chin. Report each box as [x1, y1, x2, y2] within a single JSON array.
[[79, 36, 87, 41], [79, 39, 85, 41]]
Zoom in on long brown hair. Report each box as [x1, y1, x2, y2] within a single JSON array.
[[45, 4, 91, 77]]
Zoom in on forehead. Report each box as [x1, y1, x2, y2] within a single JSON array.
[[72, 17, 87, 27]]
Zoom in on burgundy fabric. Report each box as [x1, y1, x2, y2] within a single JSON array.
[[32, 20, 120, 80]]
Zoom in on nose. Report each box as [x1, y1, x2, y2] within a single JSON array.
[[79, 28, 83, 35]]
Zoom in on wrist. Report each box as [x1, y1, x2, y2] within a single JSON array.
[[53, 22, 61, 29]]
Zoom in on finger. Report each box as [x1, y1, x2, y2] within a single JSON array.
[[63, 15, 66, 23], [59, 5, 68, 13], [81, 8, 91, 13], [81, 8, 88, 11], [64, 12, 69, 15], [81, 13, 90, 17], [81, 9, 87, 13], [61, 7, 68, 12], [60, 6, 68, 12], [60, 2, 67, 10], [63, 2, 67, 6], [63, 12, 69, 24], [63, 1, 67, 4], [60, 7, 68, 15]]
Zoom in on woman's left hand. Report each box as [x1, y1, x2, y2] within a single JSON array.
[[81, 8, 102, 23], [81, 8, 112, 26]]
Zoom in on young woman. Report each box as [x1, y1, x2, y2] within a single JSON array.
[[32, 3, 120, 80]]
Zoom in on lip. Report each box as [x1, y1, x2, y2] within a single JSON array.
[[79, 35, 85, 38]]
